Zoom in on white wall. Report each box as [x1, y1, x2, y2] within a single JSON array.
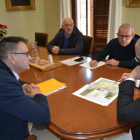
[[122, 0, 140, 35]]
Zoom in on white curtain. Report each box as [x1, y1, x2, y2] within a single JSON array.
[[107, 0, 122, 43], [59, 0, 71, 27]]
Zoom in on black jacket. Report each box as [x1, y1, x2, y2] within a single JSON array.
[[117, 80, 140, 122], [0, 60, 50, 140], [117, 80, 140, 140], [47, 26, 83, 55]]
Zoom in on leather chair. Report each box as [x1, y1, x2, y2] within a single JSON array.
[[83, 35, 94, 57], [35, 32, 48, 47], [25, 134, 37, 140]]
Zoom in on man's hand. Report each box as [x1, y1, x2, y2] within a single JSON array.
[[105, 59, 119, 66], [128, 66, 140, 80], [89, 60, 98, 67], [121, 73, 130, 82], [22, 83, 42, 98], [52, 46, 59, 55]]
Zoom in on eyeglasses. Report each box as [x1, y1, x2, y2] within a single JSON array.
[[118, 35, 132, 40], [6, 52, 29, 58], [11, 52, 29, 57]]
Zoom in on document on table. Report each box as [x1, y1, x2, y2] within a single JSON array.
[[37, 78, 66, 96], [72, 78, 119, 106], [80, 61, 105, 69], [60, 56, 84, 66]]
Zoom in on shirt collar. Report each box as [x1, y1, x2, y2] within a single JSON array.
[[63, 30, 71, 39], [12, 71, 19, 81]]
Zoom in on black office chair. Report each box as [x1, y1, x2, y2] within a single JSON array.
[[35, 32, 48, 47], [83, 35, 94, 57]]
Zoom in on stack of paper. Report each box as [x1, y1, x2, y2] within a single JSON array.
[[37, 79, 66, 96]]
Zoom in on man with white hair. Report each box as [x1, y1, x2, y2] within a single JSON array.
[[90, 23, 137, 68], [47, 17, 83, 55]]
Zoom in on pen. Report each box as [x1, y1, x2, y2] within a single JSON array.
[[114, 79, 122, 84], [114, 74, 129, 84]]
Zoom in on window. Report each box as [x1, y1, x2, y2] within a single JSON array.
[[72, 0, 109, 54], [72, 0, 93, 36]]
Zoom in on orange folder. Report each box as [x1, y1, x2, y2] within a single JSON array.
[[37, 79, 66, 96]]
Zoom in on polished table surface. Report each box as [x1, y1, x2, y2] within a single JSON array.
[[19, 46, 139, 140]]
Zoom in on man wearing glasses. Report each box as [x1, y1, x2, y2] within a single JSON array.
[[90, 23, 137, 68], [0, 37, 50, 140]]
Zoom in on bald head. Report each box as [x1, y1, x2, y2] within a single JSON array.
[[118, 23, 134, 34]]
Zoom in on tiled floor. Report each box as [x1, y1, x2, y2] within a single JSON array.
[[32, 125, 133, 140]]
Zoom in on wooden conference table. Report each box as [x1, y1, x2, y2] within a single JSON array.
[[19, 46, 139, 140]]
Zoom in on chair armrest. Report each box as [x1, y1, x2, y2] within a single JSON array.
[[25, 134, 37, 140]]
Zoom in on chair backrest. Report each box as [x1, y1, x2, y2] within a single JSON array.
[[83, 35, 94, 57], [35, 32, 48, 47]]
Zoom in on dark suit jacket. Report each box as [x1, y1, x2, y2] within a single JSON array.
[[117, 80, 140, 122], [0, 60, 50, 140]]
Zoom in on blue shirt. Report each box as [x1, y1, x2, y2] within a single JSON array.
[[63, 30, 71, 49]]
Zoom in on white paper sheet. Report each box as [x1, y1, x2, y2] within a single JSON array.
[[80, 61, 105, 69], [72, 78, 119, 106], [60, 56, 84, 66]]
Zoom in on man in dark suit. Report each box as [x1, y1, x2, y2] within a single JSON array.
[[0, 37, 50, 140], [117, 65, 140, 140]]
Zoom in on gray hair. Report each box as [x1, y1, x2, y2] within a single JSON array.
[[118, 23, 134, 34], [0, 36, 28, 61], [62, 17, 74, 25]]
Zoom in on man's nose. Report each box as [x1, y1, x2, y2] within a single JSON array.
[[122, 37, 126, 41]]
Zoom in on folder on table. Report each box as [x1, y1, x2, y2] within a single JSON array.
[[37, 79, 66, 96]]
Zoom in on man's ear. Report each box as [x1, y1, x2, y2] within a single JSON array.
[[62, 25, 64, 29], [7, 54, 16, 64], [132, 34, 135, 39]]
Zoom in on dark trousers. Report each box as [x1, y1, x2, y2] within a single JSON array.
[[132, 124, 140, 140]]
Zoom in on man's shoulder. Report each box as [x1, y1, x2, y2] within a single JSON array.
[[131, 38, 137, 44], [72, 26, 83, 36], [109, 38, 118, 43], [106, 38, 119, 46]]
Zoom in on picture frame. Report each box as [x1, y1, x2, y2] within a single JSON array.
[[126, 0, 140, 8], [5, 0, 35, 12]]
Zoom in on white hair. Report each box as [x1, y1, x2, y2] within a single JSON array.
[[62, 17, 74, 25]]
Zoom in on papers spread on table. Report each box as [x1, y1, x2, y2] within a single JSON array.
[[72, 78, 119, 106], [37, 79, 66, 96], [80, 61, 105, 69], [60, 56, 84, 66]]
